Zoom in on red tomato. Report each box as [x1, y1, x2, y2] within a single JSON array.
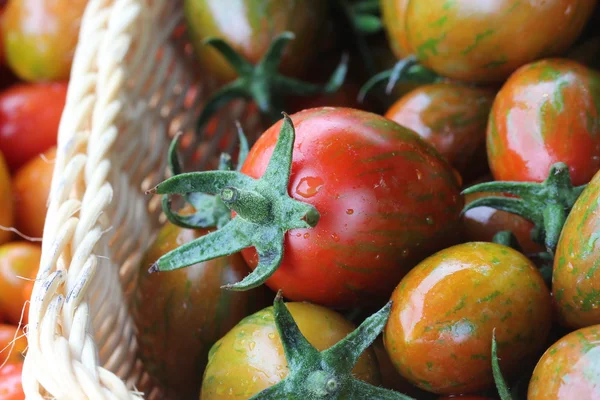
[[528, 325, 600, 399], [384, 242, 552, 395], [0, 242, 41, 325], [240, 107, 463, 308], [0, 151, 12, 246], [0, 363, 24, 400], [487, 59, 600, 186], [0, 83, 66, 172], [13, 147, 55, 239], [0, 324, 26, 365]]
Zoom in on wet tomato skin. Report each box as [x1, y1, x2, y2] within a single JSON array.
[[382, 1, 597, 83], [132, 222, 269, 400], [528, 324, 600, 399], [487, 58, 600, 186], [384, 242, 552, 395], [200, 302, 380, 399], [240, 107, 463, 309], [0, 362, 25, 400], [385, 83, 494, 183], [553, 169, 600, 329]]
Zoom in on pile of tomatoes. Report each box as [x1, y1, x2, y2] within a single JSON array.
[[1, 0, 600, 400]]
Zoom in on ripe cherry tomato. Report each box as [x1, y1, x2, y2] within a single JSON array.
[[381, 1, 597, 83], [385, 83, 494, 182], [0, 325, 26, 365], [0, 242, 41, 325], [487, 58, 600, 186], [0, 152, 13, 246], [240, 107, 463, 308], [384, 242, 552, 395], [553, 169, 600, 329], [2, 0, 88, 82], [0, 362, 24, 400], [13, 146, 55, 239], [184, 0, 328, 82], [528, 324, 600, 399], [0, 83, 66, 172], [132, 221, 270, 399], [462, 177, 543, 254], [200, 302, 380, 399]]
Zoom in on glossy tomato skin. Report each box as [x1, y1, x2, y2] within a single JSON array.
[[13, 147, 55, 239], [200, 302, 380, 399], [0, 152, 13, 246], [132, 222, 270, 400], [0, 83, 67, 171], [487, 59, 600, 186], [528, 325, 600, 399], [240, 107, 463, 308], [462, 177, 543, 254], [553, 169, 600, 329], [384, 242, 552, 395], [0, 325, 26, 365], [382, 1, 597, 83], [3, 0, 88, 82], [184, 0, 327, 83], [0, 362, 24, 400], [385, 83, 494, 182], [0, 242, 41, 325]]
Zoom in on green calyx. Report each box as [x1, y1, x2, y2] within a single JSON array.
[[160, 123, 249, 230], [250, 292, 416, 400], [462, 162, 586, 254], [148, 114, 319, 291], [197, 32, 348, 130], [491, 331, 513, 400], [358, 55, 441, 102]]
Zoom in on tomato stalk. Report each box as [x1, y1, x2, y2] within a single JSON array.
[[249, 292, 415, 399], [462, 163, 586, 254], [196, 32, 348, 131], [148, 114, 320, 290]]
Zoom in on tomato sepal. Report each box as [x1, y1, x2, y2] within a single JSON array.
[[196, 32, 348, 129], [491, 331, 513, 400], [250, 292, 415, 400], [149, 115, 320, 291], [462, 162, 585, 253]]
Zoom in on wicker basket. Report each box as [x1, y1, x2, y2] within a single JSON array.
[[21, 0, 260, 398]]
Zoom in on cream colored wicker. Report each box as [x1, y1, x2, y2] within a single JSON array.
[[21, 0, 260, 398]]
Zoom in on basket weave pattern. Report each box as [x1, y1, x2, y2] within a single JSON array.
[[21, 0, 258, 398]]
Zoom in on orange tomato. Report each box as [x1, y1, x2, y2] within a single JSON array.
[[0, 362, 25, 400], [0, 324, 26, 365], [0, 152, 12, 245], [13, 146, 55, 239], [0, 242, 41, 325]]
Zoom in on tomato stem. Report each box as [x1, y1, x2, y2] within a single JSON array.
[[462, 163, 586, 253], [196, 32, 348, 131]]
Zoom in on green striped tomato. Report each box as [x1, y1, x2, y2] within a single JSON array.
[[240, 107, 463, 308]]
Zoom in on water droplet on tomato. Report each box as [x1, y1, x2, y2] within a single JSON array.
[[331, 233, 340, 242], [346, 209, 354, 215], [303, 233, 310, 239], [295, 176, 324, 198], [248, 341, 256, 350], [402, 249, 410, 258], [268, 332, 276, 340], [426, 216, 434, 225], [416, 169, 423, 180], [296, 232, 302, 237]]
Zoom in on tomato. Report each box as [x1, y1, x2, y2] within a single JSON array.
[[462, 177, 543, 254], [0, 362, 24, 400], [184, 0, 328, 83], [384, 242, 552, 395], [132, 221, 269, 399], [0, 325, 26, 365], [384, 83, 494, 182], [0, 242, 41, 325], [239, 107, 462, 308], [2, 0, 88, 82], [13, 146, 55, 239], [0, 152, 12, 246], [0, 83, 66, 171], [553, 169, 600, 329], [487, 58, 600, 186], [528, 324, 600, 399], [381, 1, 597, 83], [200, 302, 380, 399]]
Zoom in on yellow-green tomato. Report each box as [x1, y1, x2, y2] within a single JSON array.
[[200, 302, 381, 399]]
